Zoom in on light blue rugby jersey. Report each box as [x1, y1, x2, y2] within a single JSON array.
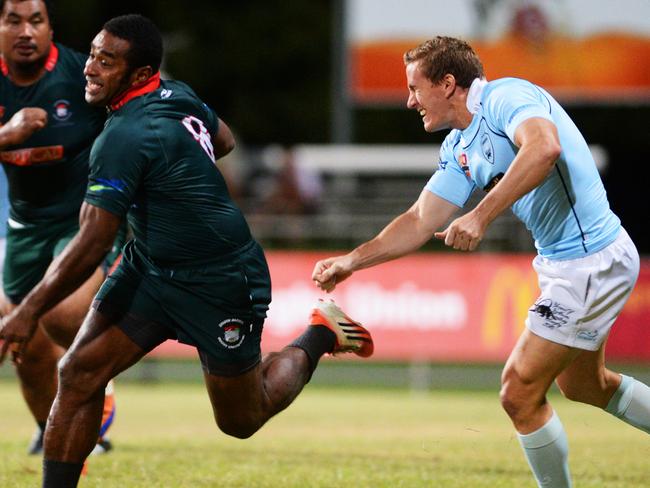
[[425, 77, 620, 260]]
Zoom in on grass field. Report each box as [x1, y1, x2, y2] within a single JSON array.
[[1, 378, 649, 487]]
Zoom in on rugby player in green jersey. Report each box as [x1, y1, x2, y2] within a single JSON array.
[[0, 0, 118, 455], [0, 14, 373, 486]]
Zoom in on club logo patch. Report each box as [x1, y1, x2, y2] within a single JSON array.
[[530, 298, 575, 329], [52, 99, 72, 121], [480, 132, 494, 163], [218, 318, 246, 349]]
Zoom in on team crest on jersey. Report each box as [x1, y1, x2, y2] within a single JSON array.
[[218, 318, 246, 349], [458, 153, 471, 178], [480, 132, 494, 163], [52, 100, 72, 121]]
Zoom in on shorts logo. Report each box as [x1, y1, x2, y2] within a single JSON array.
[[530, 298, 575, 329], [53, 100, 72, 121], [218, 318, 246, 349], [577, 329, 598, 342]]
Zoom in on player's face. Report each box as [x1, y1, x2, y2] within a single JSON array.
[[0, 0, 52, 68], [405, 61, 452, 132], [84, 30, 137, 106]]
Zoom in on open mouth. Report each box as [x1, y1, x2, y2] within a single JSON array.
[[85, 79, 103, 96]]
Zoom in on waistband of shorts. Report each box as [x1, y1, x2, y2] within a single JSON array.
[[142, 239, 258, 272]]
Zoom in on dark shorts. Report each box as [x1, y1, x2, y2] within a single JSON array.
[[93, 239, 272, 376], [2, 215, 124, 303]]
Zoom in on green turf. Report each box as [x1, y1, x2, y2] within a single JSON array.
[[1, 380, 648, 487]]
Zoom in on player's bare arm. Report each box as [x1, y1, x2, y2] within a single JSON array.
[[213, 117, 235, 159], [435, 117, 561, 251], [313, 191, 458, 292], [0, 203, 121, 363], [0, 107, 48, 148]]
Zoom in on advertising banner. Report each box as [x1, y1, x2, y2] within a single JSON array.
[[347, 0, 650, 104], [151, 252, 650, 363]]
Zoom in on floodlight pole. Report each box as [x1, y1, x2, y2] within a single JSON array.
[[331, 0, 353, 143]]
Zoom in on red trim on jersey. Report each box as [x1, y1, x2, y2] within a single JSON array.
[[44, 43, 59, 71], [0, 43, 58, 76], [109, 72, 161, 111]]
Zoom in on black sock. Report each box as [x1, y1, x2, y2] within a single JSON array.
[[42, 459, 84, 488], [289, 325, 336, 376]]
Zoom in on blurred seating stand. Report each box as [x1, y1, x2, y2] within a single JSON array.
[[243, 144, 607, 251]]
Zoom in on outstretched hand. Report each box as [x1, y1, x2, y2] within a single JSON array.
[[0, 307, 39, 365], [312, 255, 354, 293]]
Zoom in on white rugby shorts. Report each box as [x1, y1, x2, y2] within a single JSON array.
[[526, 228, 640, 351]]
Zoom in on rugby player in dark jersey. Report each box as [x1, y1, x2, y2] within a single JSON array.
[[0, 0, 118, 455], [0, 14, 373, 487]]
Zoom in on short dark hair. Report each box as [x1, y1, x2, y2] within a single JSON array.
[[404, 36, 484, 89], [0, 0, 54, 23], [102, 14, 163, 73]]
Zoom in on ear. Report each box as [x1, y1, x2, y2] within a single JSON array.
[[131, 66, 154, 85], [441, 74, 457, 99]]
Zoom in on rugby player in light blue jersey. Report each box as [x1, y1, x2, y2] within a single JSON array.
[[312, 36, 647, 488]]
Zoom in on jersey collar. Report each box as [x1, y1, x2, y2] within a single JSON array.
[[466, 77, 488, 114], [109, 71, 161, 111], [0, 42, 59, 77]]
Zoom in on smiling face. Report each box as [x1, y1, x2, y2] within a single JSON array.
[[405, 61, 456, 133], [83, 29, 138, 106], [0, 0, 52, 72]]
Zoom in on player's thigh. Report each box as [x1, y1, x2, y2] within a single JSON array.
[[202, 363, 266, 423], [40, 266, 105, 348], [60, 307, 152, 391], [502, 329, 580, 394], [555, 337, 619, 407]]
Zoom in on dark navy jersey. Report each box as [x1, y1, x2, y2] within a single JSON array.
[[0, 43, 105, 222], [85, 78, 252, 266]]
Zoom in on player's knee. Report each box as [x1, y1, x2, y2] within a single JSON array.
[[215, 414, 261, 440], [57, 352, 105, 399], [500, 369, 536, 420]]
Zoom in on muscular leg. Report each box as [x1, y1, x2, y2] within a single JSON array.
[[501, 329, 580, 488], [15, 325, 64, 425], [557, 337, 650, 434], [203, 347, 312, 439], [1, 268, 106, 452], [44, 307, 147, 463], [555, 337, 620, 408], [501, 329, 578, 432]]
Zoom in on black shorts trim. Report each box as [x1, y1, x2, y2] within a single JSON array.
[[93, 299, 175, 353], [198, 349, 261, 377]]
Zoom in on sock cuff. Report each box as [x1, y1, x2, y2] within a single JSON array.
[[605, 374, 635, 417], [518, 411, 564, 449]]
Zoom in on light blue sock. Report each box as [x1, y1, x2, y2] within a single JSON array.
[[517, 411, 572, 487], [605, 374, 650, 434]]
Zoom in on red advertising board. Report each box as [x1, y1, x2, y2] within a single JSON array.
[[150, 252, 650, 363]]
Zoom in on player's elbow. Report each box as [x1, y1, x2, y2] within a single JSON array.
[[536, 135, 561, 168]]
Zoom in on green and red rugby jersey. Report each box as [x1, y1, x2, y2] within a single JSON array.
[[85, 74, 252, 266], [0, 43, 105, 222]]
